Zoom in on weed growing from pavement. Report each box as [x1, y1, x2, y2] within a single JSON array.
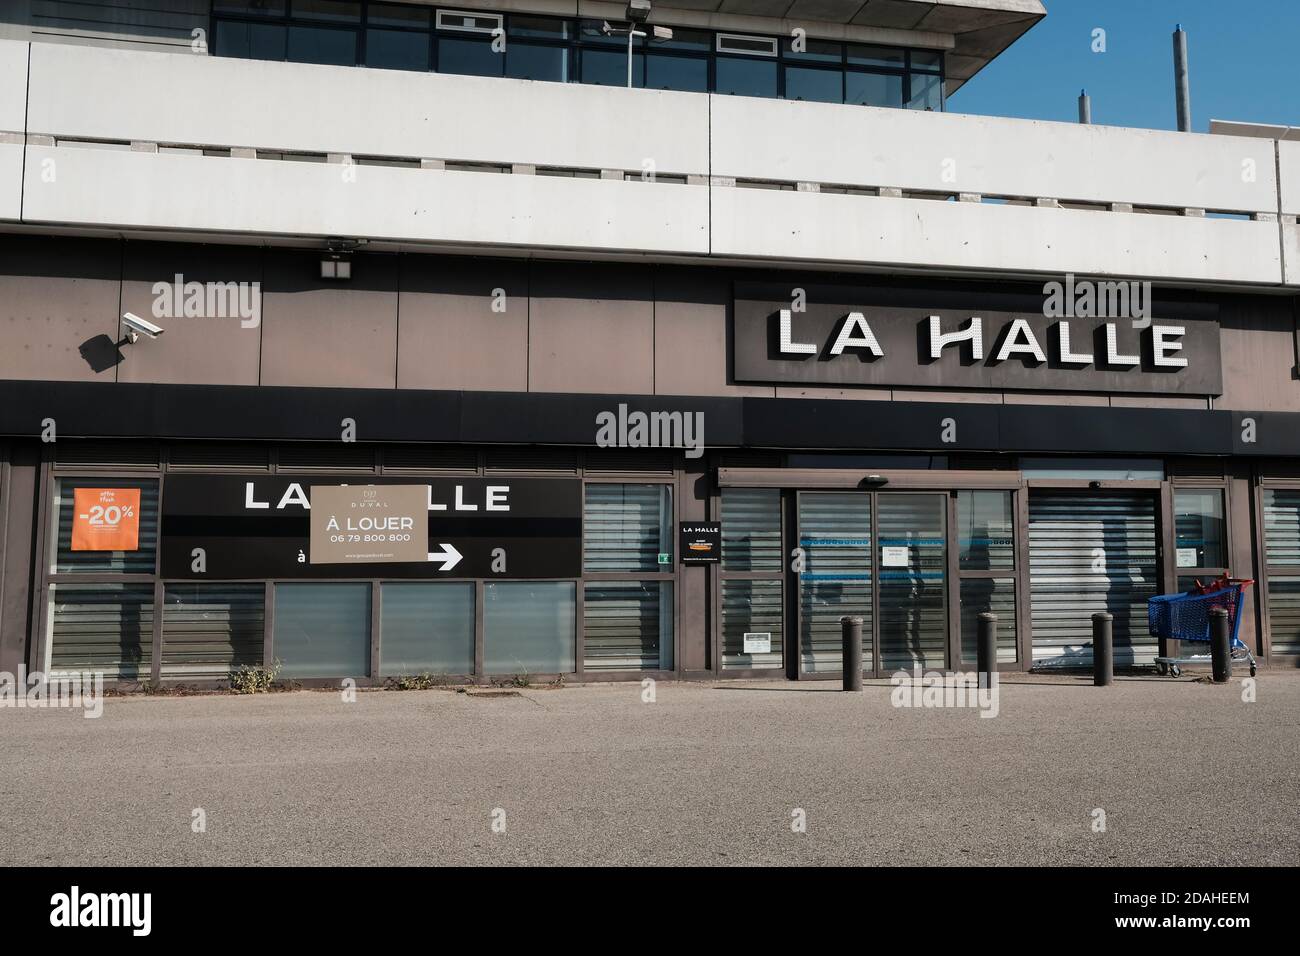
[[229, 660, 283, 695]]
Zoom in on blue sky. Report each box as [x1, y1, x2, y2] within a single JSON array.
[[948, 0, 1298, 131]]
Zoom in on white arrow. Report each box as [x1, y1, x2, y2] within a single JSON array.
[[427, 543, 463, 572]]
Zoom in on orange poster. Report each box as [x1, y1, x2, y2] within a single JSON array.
[[71, 488, 142, 552]]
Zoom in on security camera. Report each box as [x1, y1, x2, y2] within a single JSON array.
[[626, 0, 651, 23], [121, 312, 165, 344]]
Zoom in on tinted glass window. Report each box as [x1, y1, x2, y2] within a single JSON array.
[[910, 49, 943, 72], [782, 37, 841, 62], [438, 37, 504, 77], [645, 53, 708, 92], [506, 42, 568, 82], [847, 43, 904, 68], [509, 15, 568, 39], [654, 27, 710, 52], [581, 47, 639, 86], [784, 65, 842, 103], [216, 20, 287, 59], [287, 25, 356, 65], [846, 70, 903, 107], [366, 28, 430, 71], [294, 0, 360, 22], [484, 582, 576, 674], [578, 19, 627, 45], [214, 0, 285, 14], [908, 71, 943, 110], [715, 56, 777, 97], [274, 583, 371, 679], [368, 1, 430, 28]]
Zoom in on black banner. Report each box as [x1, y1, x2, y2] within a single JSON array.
[[0, 867, 1273, 939], [160, 474, 582, 579]]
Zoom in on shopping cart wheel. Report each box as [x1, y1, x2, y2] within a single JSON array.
[[1250, 663, 1257, 677], [1155, 661, 1168, 676], [1170, 665, 1182, 678]]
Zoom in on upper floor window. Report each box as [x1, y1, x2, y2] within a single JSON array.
[[210, 2, 944, 110]]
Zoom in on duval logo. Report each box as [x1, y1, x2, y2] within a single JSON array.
[[890, 668, 1000, 718], [152, 273, 261, 328], [595, 403, 704, 459], [49, 886, 151, 936]]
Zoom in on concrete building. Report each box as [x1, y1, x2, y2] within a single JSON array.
[[0, 0, 1297, 686]]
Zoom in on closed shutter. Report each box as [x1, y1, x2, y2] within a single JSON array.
[[1262, 489, 1300, 656], [161, 584, 265, 679], [1028, 493, 1159, 666], [49, 584, 155, 679]]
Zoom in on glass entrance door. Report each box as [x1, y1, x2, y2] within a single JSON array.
[[876, 494, 948, 673], [797, 491, 949, 678]]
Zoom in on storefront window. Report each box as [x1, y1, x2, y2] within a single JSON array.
[[957, 490, 1017, 663], [162, 583, 264, 679], [721, 488, 782, 572], [583, 484, 672, 572], [484, 581, 576, 674], [582, 484, 673, 671], [274, 583, 371, 678], [720, 488, 783, 671], [1174, 489, 1226, 572], [48, 583, 154, 679], [584, 581, 673, 671], [877, 494, 947, 671], [957, 491, 1015, 571], [51, 478, 158, 574], [798, 493, 871, 673], [721, 579, 783, 670], [379, 582, 475, 676], [1262, 489, 1300, 655]]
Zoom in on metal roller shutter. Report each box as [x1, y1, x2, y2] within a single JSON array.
[[1029, 492, 1159, 666]]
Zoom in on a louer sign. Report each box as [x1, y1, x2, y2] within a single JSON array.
[[732, 282, 1223, 395]]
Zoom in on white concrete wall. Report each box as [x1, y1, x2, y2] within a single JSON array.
[[6, 39, 1300, 286], [0, 40, 26, 222], [21, 146, 711, 254], [25, 42, 709, 175], [711, 96, 1279, 213], [710, 187, 1283, 284]]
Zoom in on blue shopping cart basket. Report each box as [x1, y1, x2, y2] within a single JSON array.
[[1148, 578, 1257, 677]]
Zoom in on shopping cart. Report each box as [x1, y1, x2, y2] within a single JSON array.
[[1148, 577, 1257, 677]]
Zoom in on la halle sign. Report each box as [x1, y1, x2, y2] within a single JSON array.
[[732, 283, 1223, 396]]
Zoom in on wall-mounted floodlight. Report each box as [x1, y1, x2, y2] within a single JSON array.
[[601, 18, 673, 87], [626, 0, 651, 23], [120, 312, 164, 344]]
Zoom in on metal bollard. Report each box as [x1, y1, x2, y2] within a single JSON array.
[[976, 612, 997, 686], [1209, 607, 1232, 683], [841, 616, 863, 692], [1092, 611, 1113, 687]]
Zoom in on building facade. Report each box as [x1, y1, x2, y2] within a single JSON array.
[[2, 0, 1299, 686]]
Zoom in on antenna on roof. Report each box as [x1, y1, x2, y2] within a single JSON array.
[[1173, 24, 1192, 131]]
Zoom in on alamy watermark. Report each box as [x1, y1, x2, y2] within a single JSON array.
[[152, 273, 261, 328], [890, 668, 999, 718], [595, 403, 704, 459], [0, 666, 104, 718], [1042, 273, 1152, 328]]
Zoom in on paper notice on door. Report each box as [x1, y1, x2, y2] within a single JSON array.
[[1176, 547, 1199, 568], [881, 546, 910, 567], [743, 632, 771, 654]]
